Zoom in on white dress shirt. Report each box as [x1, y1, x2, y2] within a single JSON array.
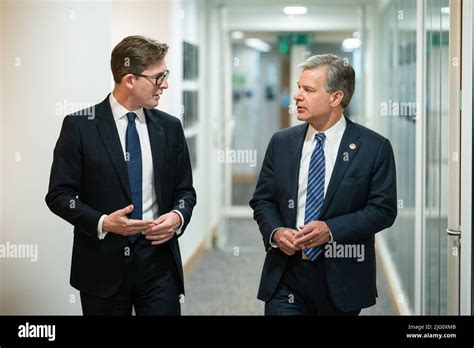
[[97, 93, 183, 239], [270, 115, 347, 247]]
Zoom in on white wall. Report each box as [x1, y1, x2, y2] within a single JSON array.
[[207, 1, 225, 245], [0, 1, 113, 314], [167, 0, 215, 264]]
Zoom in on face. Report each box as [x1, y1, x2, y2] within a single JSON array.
[[128, 59, 169, 109], [293, 67, 338, 124]]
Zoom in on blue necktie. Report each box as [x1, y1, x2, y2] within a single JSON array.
[[125, 112, 142, 243], [304, 132, 326, 261]]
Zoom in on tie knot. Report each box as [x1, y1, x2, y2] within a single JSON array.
[[126, 112, 137, 123], [315, 132, 326, 144]]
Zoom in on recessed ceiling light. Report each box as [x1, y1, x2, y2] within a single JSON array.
[[231, 31, 244, 40], [245, 38, 272, 52], [283, 6, 307, 15], [341, 38, 361, 52]]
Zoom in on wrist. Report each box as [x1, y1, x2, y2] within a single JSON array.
[[102, 215, 110, 231], [272, 229, 282, 243], [171, 211, 183, 228]]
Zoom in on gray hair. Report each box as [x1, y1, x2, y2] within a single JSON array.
[[298, 54, 355, 108]]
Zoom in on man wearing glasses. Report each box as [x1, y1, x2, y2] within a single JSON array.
[[46, 36, 196, 315]]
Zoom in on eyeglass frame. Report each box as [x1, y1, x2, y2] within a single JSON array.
[[133, 69, 170, 86]]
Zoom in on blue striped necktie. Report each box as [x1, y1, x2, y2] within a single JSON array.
[[304, 132, 326, 261], [125, 112, 142, 243]]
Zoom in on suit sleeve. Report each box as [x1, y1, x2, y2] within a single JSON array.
[[324, 138, 397, 243], [171, 120, 197, 236], [45, 116, 104, 239], [249, 135, 286, 250]]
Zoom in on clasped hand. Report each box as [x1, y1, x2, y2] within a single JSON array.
[[103, 205, 181, 245], [272, 221, 330, 256]]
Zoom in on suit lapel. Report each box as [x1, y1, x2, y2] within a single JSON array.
[[144, 109, 165, 212], [320, 117, 361, 217], [95, 96, 132, 202], [288, 123, 308, 226]]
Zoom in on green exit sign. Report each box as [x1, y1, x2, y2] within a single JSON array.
[[278, 33, 311, 53]]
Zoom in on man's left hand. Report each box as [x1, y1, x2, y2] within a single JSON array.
[[293, 221, 330, 250], [143, 212, 182, 245]]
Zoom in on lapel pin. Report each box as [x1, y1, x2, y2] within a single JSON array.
[[349, 143, 357, 150]]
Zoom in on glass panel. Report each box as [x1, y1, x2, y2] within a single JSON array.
[[374, 0, 418, 312], [230, 41, 269, 205], [424, 0, 449, 315], [375, 0, 450, 314]]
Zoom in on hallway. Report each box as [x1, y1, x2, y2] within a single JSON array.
[[0, 0, 472, 319], [182, 219, 396, 315]]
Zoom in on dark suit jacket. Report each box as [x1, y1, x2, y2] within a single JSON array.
[[46, 95, 196, 298], [249, 117, 397, 312]]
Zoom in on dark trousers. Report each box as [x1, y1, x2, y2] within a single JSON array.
[[265, 254, 361, 316], [80, 236, 181, 315]]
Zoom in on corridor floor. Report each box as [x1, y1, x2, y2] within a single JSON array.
[[181, 218, 397, 315]]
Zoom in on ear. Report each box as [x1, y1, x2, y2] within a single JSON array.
[[122, 74, 135, 89], [330, 91, 344, 107]]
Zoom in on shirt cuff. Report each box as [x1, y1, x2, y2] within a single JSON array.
[[97, 214, 108, 240], [327, 226, 334, 243], [172, 210, 184, 235], [269, 227, 283, 248]]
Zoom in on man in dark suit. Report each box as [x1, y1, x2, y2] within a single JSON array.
[[46, 36, 196, 315], [250, 54, 397, 315]]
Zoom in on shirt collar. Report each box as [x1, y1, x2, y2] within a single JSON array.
[[109, 92, 145, 122], [306, 114, 347, 143]]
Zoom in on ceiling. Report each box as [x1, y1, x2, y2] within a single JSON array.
[[224, 3, 364, 31]]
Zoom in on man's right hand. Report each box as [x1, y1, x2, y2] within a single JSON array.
[[102, 205, 154, 237], [272, 228, 300, 256]]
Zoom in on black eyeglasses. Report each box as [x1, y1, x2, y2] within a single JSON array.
[[134, 70, 170, 86]]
